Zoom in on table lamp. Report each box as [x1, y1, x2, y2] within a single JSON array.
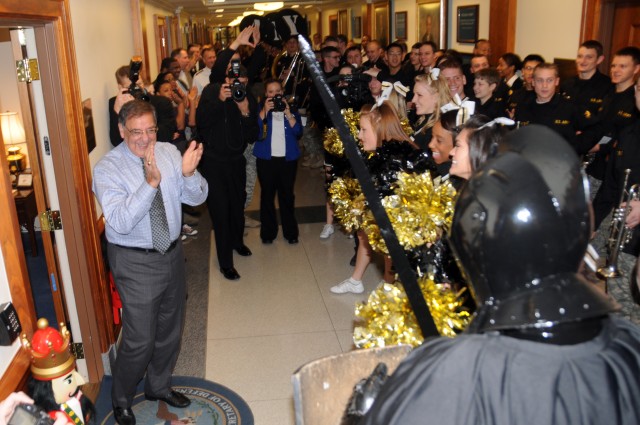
[[1, 111, 27, 174]]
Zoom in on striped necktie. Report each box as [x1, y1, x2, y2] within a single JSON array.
[[142, 158, 171, 254]]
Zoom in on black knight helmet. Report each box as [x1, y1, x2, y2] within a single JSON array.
[[449, 125, 617, 334]]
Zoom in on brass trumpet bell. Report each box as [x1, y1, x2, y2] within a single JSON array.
[[596, 264, 621, 280]]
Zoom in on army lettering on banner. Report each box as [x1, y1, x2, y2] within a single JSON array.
[[263, 12, 288, 46], [279, 9, 308, 37], [240, 10, 308, 48]]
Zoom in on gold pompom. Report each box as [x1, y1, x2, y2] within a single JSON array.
[[363, 172, 457, 254], [353, 276, 471, 349], [328, 177, 366, 233], [400, 117, 413, 137], [323, 108, 362, 156], [323, 127, 344, 156]]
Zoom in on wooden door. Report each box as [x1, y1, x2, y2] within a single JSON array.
[[581, 0, 640, 71], [154, 15, 169, 71], [329, 15, 338, 36], [610, 2, 640, 53], [9, 29, 68, 334]]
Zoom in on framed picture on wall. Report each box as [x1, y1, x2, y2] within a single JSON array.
[[352, 16, 362, 39], [338, 10, 348, 34], [82, 98, 96, 153], [373, 2, 389, 47], [457, 5, 479, 43], [395, 11, 407, 40], [417, 0, 447, 50], [329, 15, 338, 36]]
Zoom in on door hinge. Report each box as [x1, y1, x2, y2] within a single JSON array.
[[39, 209, 62, 231], [16, 58, 40, 82], [70, 342, 85, 360]]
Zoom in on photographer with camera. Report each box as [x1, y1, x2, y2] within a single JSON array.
[[109, 62, 177, 147], [208, 25, 268, 228], [332, 65, 373, 111], [254, 78, 303, 245], [197, 53, 259, 281]]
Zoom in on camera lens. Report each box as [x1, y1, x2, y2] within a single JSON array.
[[231, 80, 246, 101], [273, 95, 286, 112], [233, 89, 246, 101], [128, 86, 150, 102]]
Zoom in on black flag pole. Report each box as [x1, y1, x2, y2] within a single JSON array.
[[298, 35, 439, 338]]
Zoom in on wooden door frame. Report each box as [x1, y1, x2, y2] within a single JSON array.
[[580, 0, 630, 71], [0, 0, 112, 394], [489, 0, 517, 66], [9, 28, 69, 341]]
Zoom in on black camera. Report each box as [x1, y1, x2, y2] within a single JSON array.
[[272, 95, 286, 112], [339, 73, 372, 109], [128, 56, 150, 102], [340, 73, 372, 84], [8, 404, 54, 425], [227, 59, 246, 102]]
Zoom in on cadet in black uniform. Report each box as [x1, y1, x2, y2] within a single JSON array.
[[362, 40, 389, 72], [514, 63, 597, 155], [377, 43, 414, 87], [507, 54, 544, 115], [592, 80, 640, 326], [586, 46, 640, 194], [593, 111, 640, 228], [560, 40, 613, 120], [472, 68, 506, 119]]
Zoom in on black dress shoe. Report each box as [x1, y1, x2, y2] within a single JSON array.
[[262, 238, 273, 244], [234, 245, 252, 256], [220, 267, 240, 280], [145, 390, 191, 408], [287, 238, 299, 245], [113, 406, 136, 425]]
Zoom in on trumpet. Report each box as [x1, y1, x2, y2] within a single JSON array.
[[272, 50, 299, 83], [281, 51, 300, 88], [272, 50, 308, 107], [597, 168, 640, 279]]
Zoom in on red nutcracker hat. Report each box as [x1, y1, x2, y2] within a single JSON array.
[[21, 318, 76, 381]]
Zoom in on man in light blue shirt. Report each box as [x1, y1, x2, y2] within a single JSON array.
[[93, 100, 207, 425]]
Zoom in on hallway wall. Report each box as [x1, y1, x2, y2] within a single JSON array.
[[515, 0, 582, 61], [69, 0, 136, 170]]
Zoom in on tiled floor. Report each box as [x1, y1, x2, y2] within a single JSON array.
[[205, 164, 384, 425]]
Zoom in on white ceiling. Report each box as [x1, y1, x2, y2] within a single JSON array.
[[150, 0, 351, 27]]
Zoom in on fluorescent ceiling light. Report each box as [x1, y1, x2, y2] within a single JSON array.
[[291, 5, 299, 8], [254, 2, 283, 11], [215, 9, 223, 12], [216, 14, 223, 17], [304, 5, 313, 9]]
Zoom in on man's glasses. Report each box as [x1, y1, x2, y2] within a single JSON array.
[[126, 127, 158, 137]]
